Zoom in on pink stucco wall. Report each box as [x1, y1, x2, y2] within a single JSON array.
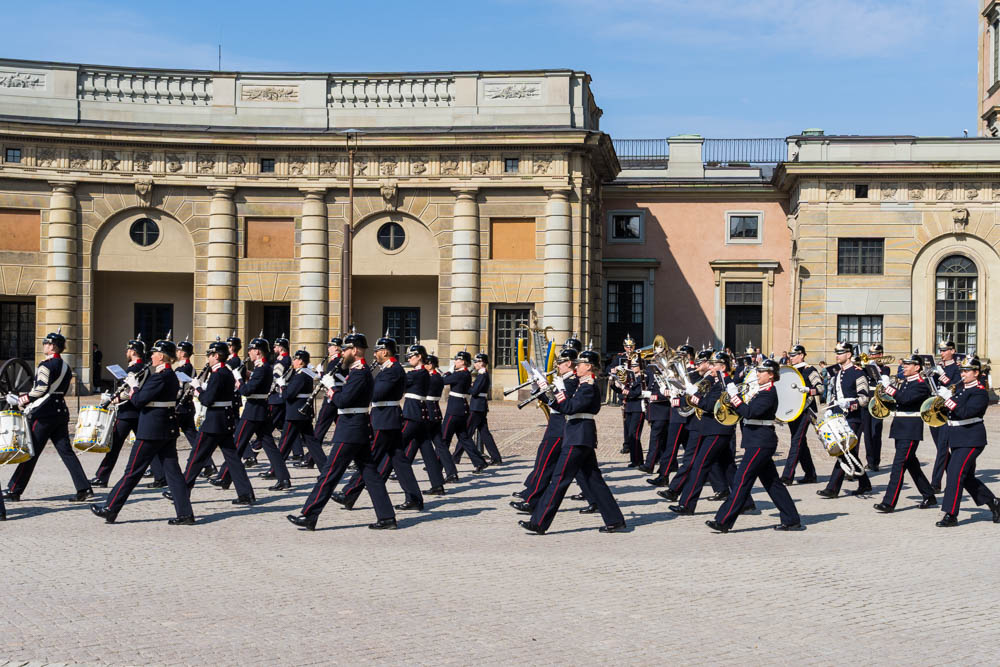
[[602, 193, 792, 355]]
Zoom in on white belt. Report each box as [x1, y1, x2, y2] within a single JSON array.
[[339, 407, 369, 415], [948, 418, 983, 426], [743, 419, 774, 426], [475, 393, 488, 399], [146, 401, 175, 408], [449, 391, 469, 399], [425, 395, 441, 401], [566, 413, 595, 421], [246, 394, 268, 400], [208, 402, 232, 408], [295, 394, 311, 399], [403, 393, 425, 401], [371, 401, 400, 408], [894, 411, 920, 418]]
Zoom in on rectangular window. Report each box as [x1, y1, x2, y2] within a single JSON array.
[[0, 300, 35, 361], [260, 158, 275, 173], [0, 208, 41, 251], [383, 307, 420, 347], [607, 280, 644, 350], [5, 148, 22, 164], [503, 158, 519, 173], [262, 304, 290, 344], [837, 315, 883, 353], [245, 218, 295, 258], [837, 238, 884, 275], [608, 211, 644, 243], [726, 212, 762, 243], [854, 184, 869, 199], [494, 308, 530, 367], [725, 281, 762, 305], [490, 218, 535, 260], [134, 303, 174, 346]]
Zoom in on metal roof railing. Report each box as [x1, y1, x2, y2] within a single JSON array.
[[613, 137, 787, 168], [612, 138, 669, 169]]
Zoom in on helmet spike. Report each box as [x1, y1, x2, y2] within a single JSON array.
[[166, 329, 172, 341]]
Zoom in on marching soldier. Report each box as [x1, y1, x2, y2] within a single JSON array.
[[817, 342, 874, 499], [334, 333, 425, 511], [646, 343, 696, 486], [257, 334, 292, 467], [621, 356, 645, 468], [211, 334, 274, 491], [780, 344, 822, 485], [442, 350, 490, 473], [654, 346, 715, 497], [90, 336, 194, 524], [460, 352, 503, 465], [305, 336, 345, 460], [4, 330, 92, 503], [639, 336, 670, 474], [933, 357, 1000, 527], [401, 344, 446, 495], [89, 335, 146, 488], [519, 347, 626, 534], [422, 354, 458, 483], [609, 334, 636, 450], [872, 353, 936, 513], [174, 338, 199, 449], [929, 340, 961, 492], [861, 343, 890, 471], [287, 331, 398, 530], [170, 339, 255, 505], [706, 359, 803, 532]]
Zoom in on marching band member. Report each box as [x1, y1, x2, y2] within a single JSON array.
[[872, 352, 936, 513], [817, 342, 873, 499], [519, 347, 626, 534], [934, 357, 1000, 527], [288, 331, 398, 530], [639, 336, 670, 474], [780, 344, 822, 485], [256, 334, 292, 468], [929, 340, 961, 492], [621, 356, 645, 468], [91, 337, 194, 524], [170, 339, 255, 505], [334, 333, 425, 511], [422, 354, 458, 483], [212, 334, 273, 490], [174, 338, 199, 450], [654, 346, 713, 496], [401, 343, 447, 496], [4, 330, 92, 503], [861, 343, 890, 472], [646, 343, 696, 486], [306, 336, 344, 457], [458, 352, 502, 465], [706, 359, 802, 532], [609, 334, 636, 451], [442, 350, 490, 473], [89, 334, 146, 488]]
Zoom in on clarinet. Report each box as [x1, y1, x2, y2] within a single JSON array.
[[179, 363, 211, 403], [103, 362, 151, 407]]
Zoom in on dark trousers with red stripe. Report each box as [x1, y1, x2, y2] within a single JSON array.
[[300, 437, 396, 522], [182, 431, 253, 499], [667, 432, 702, 493], [444, 414, 486, 469], [9, 417, 91, 495], [342, 428, 423, 506], [879, 439, 934, 509], [105, 438, 193, 518], [781, 414, 817, 481], [523, 435, 562, 508], [460, 411, 502, 463], [403, 420, 445, 489], [644, 418, 669, 470], [941, 446, 996, 518], [714, 446, 800, 530], [262, 419, 324, 484], [624, 411, 644, 466], [653, 422, 688, 480], [824, 419, 871, 493], [147, 410, 199, 484], [218, 416, 273, 486], [93, 416, 139, 485], [530, 444, 624, 532], [424, 419, 457, 478], [861, 410, 883, 468], [929, 425, 949, 488], [678, 434, 736, 511], [313, 400, 337, 445]]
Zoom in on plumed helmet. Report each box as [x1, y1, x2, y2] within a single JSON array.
[[274, 333, 290, 349], [207, 340, 229, 357], [226, 331, 242, 349], [293, 348, 311, 364], [328, 336, 344, 347], [407, 343, 428, 359], [791, 344, 807, 357], [375, 330, 397, 355], [834, 341, 854, 355], [756, 358, 780, 377], [343, 331, 368, 349], [453, 350, 472, 364], [473, 352, 489, 365], [577, 349, 601, 366], [152, 338, 177, 358], [563, 334, 583, 353], [127, 333, 145, 355], [248, 331, 270, 354], [44, 328, 66, 351]]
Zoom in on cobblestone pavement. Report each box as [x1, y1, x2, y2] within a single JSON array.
[[2, 399, 999, 665]]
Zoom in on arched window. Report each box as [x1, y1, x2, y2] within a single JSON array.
[[935, 255, 977, 354]]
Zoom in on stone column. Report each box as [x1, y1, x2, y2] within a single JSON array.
[[544, 188, 573, 342], [46, 181, 79, 372], [450, 188, 481, 354], [299, 189, 329, 356], [205, 187, 237, 340]]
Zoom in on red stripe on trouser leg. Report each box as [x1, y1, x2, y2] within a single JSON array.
[[303, 442, 345, 516], [184, 433, 205, 477], [950, 448, 977, 515], [108, 440, 144, 509], [683, 436, 718, 506], [721, 448, 761, 524], [889, 441, 915, 506], [539, 445, 574, 523], [529, 437, 560, 499]]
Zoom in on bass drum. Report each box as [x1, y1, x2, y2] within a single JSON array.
[[775, 366, 809, 423]]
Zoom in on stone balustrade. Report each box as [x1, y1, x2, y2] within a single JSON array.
[[328, 76, 456, 108], [78, 67, 214, 105]]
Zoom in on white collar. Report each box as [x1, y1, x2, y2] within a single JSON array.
[[905, 374, 920, 382], [758, 381, 772, 390], [561, 370, 575, 380], [793, 361, 807, 369]]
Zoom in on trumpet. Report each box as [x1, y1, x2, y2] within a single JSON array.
[[856, 353, 895, 367]]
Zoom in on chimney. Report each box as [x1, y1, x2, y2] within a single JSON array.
[[666, 134, 704, 178]]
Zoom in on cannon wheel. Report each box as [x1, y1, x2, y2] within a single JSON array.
[[0, 358, 34, 396]]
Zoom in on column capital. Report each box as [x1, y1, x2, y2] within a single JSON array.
[[207, 186, 236, 198], [544, 187, 572, 199], [300, 187, 328, 199], [451, 187, 479, 199], [48, 180, 78, 194]]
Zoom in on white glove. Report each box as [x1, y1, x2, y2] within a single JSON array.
[[274, 376, 286, 388], [189, 378, 202, 390], [726, 383, 739, 399], [879, 376, 891, 389], [321, 374, 336, 389], [334, 373, 347, 384], [641, 390, 652, 399], [936, 387, 951, 400], [684, 383, 697, 396], [478, 368, 486, 375], [535, 378, 549, 392], [931, 365, 945, 377], [553, 376, 566, 392], [124, 374, 139, 389], [837, 398, 853, 409], [5, 393, 19, 407]]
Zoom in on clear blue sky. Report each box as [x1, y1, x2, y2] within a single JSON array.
[[2, 0, 980, 138]]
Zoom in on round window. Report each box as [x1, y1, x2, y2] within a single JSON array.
[[129, 218, 160, 247], [377, 222, 405, 251]]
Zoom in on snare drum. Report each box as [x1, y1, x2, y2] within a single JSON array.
[[73, 405, 116, 453], [0, 409, 34, 465], [816, 413, 858, 457]]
